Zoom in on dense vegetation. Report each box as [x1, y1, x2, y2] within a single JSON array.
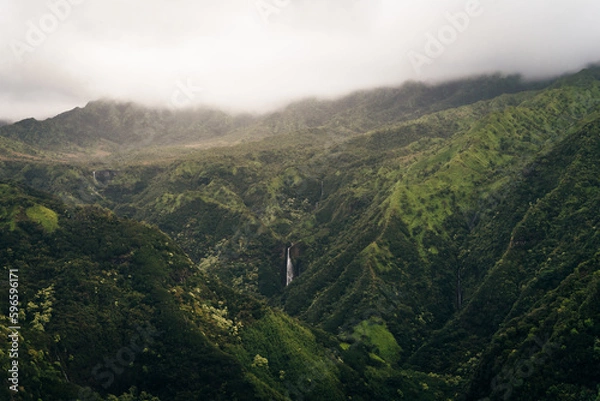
[[1, 68, 599, 400], [2, 182, 443, 400]]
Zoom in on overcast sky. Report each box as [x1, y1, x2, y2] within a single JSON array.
[[1, 0, 599, 121]]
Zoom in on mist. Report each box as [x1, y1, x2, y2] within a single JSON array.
[[1, 0, 599, 121]]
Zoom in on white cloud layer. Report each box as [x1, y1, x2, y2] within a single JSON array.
[[1, 0, 599, 121]]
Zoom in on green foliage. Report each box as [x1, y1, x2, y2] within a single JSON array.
[[0, 183, 262, 400], [1, 67, 600, 400]]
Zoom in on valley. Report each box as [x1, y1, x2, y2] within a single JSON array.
[[1, 68, 599, 400]]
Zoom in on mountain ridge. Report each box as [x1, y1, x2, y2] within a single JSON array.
[[0, 74, 544, 160]]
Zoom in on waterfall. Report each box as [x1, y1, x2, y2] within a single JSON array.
[[286, 246, 294, 286]]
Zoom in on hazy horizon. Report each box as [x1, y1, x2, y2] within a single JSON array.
[[1, 0, 599, 121]]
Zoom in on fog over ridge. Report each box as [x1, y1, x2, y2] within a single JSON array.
[[1, 0, 599, 121]]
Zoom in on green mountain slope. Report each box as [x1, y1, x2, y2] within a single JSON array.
[[0, 182, 257, 400], [272, 70, 600, 366], [411, 118, 600, 400], [1, 68, 599, 400], [0, 182, 456, 401]]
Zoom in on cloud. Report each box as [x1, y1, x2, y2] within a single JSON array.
[[1, 0, 599, 121]]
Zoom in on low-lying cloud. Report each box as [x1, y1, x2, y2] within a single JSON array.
[[1, 0, 599, 121]]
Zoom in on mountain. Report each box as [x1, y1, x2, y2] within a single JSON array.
[[0, 74, 538, 160], [0, 102, 257, 158], [1, 67, 600, 400]]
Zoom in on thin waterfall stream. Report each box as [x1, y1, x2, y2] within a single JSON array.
[[286, 246, 294, 286]]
